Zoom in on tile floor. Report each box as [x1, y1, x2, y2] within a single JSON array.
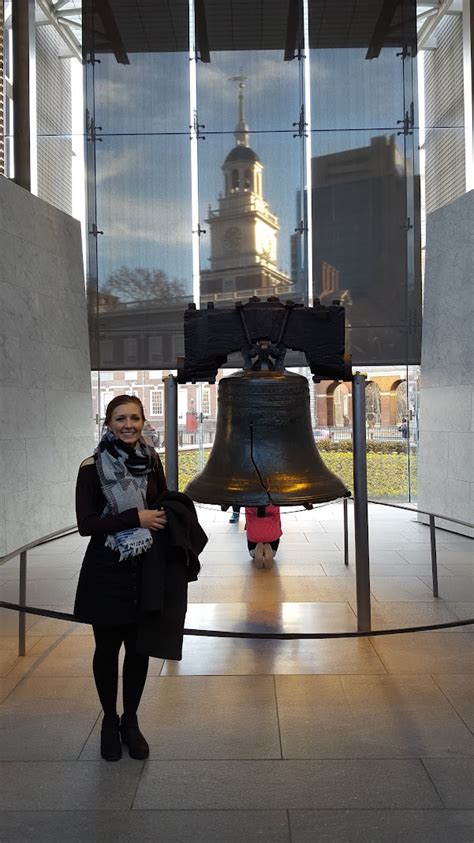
[[0, 501, 473, 841]]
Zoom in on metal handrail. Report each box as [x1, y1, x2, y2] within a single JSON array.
[[367, 499, 473, 530], [0, 525, 78, 657], [0, 505, 472, 657], [0, 525, 78, 567]]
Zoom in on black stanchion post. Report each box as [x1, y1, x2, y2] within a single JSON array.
[[164, 374, 179, 491], [352, 373, 371, 632], [429, 514, 439, 597], [343, 497, 349, 566], [19, 551, 27, 656]]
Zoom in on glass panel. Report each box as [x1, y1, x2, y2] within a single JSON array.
[[198, 131, 304, 306], [312, 362, 419, 503], [195, 6, 308, 369], [84, 0, 191, 372], [90, 134, 193, 370], [311, 129, 421, 365], [91, 370, 166, 448], [197, 50, 302, 134], [310, 48, 404, 131], [94, 50, 190, 135], [308, 0, 420, 370]]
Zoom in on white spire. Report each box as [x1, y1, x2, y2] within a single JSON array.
[[229, 76, 249, 147]]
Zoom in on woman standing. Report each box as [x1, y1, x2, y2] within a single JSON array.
[[74, 395, 167, 762]]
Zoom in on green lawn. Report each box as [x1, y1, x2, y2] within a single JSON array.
[[174, 448, 416, 501]]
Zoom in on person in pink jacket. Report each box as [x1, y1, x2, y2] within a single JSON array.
[[245, 505, 282, 569]]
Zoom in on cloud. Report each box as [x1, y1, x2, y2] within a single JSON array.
[[95, 147, 131, 186], [98, 193, 191, 246]]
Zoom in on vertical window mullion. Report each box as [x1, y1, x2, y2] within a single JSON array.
[[189, 0, 200, 307], [302, 0, 312, 306]]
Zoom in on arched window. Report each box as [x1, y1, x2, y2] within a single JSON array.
[[365, 381, 381, 426], [231, 169, 240, 191], [395, 380, 408, 423], [333, 383, 349, 427], [244, 168, 252, 191]]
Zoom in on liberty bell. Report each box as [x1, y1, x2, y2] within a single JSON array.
[[185, 364, 349, 507]]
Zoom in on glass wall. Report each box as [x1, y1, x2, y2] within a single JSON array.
[[83, 0, 421, 500], [84, 0, 192, 372]]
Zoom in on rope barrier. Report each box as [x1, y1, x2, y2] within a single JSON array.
[[1, 600, 472, 640], [198, 499, 342, 515]]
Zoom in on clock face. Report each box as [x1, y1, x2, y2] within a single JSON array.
[[223, 226, 242, 252]]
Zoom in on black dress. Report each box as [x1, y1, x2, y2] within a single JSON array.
[[74, 456, 167, 627]]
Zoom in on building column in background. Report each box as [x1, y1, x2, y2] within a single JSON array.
[[12, 0, 36, 192]]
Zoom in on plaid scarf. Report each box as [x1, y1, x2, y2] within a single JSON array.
[[95, 430, 155, 562]]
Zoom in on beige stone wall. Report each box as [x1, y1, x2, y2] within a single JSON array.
[[0, 177, 95, 555], [418, 190, 474, 536]]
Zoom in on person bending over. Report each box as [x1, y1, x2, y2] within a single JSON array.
[[245, 505, 282, 569]]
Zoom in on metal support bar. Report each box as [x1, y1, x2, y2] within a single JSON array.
[[164, 375, 179, 491], [352, 374, 371, 632], [343, 497, 349, 566], [429, 514, 439, 598], [19, 551, 27, 656], [12, 0, 37, 192]]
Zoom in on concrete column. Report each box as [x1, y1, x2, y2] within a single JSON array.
[[12, 0, 37, 192], [463, 0, 473, 190]]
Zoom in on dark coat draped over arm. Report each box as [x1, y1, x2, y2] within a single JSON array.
[[136, 491, 208, 660]]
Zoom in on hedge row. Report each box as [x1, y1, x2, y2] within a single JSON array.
[[317, 438, 409, 454], [174, 449, 416, 500]]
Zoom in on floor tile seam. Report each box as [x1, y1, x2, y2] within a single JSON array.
[[5, 672, 95, 680], [2, 756, 461, 767], [430, 674, 474, 734], [271, 675, 284, 760], [130, 760, 148, 810], [364, 637, 390, 674], [419, 757, 452, 808], [0, 676, 24, 705], [418, 754, 474, 761], [276, 754, 474, 764], [0, 808, 468, 817], [161, 672, 393, 678], [286, 807, 473, 813], [76, 711, 101, 761]]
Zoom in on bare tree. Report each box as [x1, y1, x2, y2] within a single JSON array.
[[100, 266, 187, 303]]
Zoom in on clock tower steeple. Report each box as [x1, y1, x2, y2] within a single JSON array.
[[201, 80, 291, 298]]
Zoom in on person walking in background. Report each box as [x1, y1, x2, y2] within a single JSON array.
[[245, 505, 282, 569], [398, 417, 408, 439], [142, 420, 160, 449], [229, 506, 240, 523]]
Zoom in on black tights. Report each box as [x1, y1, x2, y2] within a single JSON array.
[[92, 623, 149, 721]]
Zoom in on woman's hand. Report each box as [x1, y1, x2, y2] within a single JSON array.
[[138, 508, 167, 530]]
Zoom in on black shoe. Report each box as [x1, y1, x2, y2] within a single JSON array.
[[100, 715, 122, 762], [120, 715, 150, 760]]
